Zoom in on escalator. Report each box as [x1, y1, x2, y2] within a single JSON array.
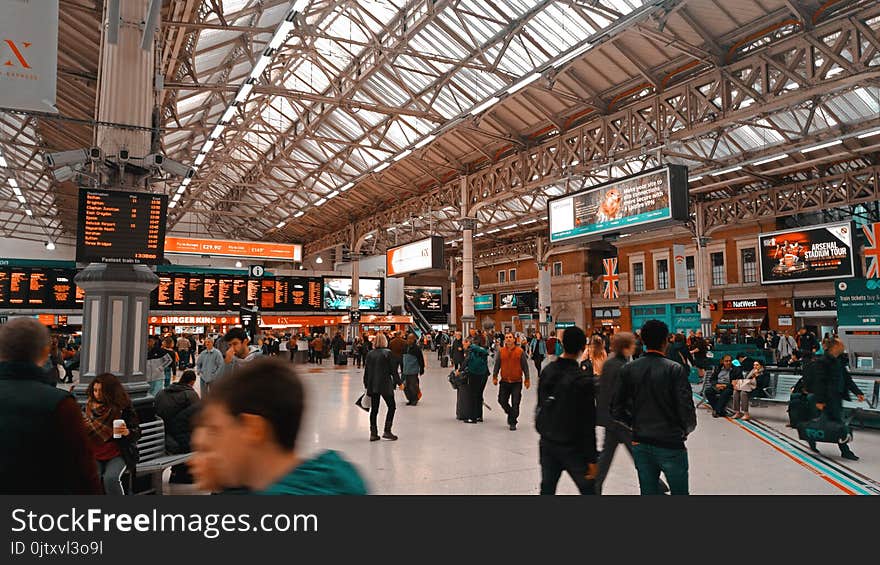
[[405, 296, 433, 337]]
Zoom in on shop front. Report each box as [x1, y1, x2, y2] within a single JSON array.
[[793, 295, 837, 339], [630, 303, 699, 335], [716, 298, 768, 343], [592, 307, 621, 332]]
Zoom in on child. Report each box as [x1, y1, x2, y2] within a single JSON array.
[[732, 361, 761, 420]]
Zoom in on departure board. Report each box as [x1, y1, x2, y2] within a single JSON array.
[[0, 267, 83, 310], [287, 277, 323, 311], [203, 276, 218, 309], [260, 279, 276, 310], [76, 189, 167, 264], [186, 276, 203, 308], [217, 276, 234, 309], [172, 276, 187, 306], [246, 279, 260, 307], [232, 277, 248, 307], [156, 276, 173, 308]]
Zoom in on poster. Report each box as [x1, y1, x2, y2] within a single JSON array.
[[835, 279, 880, 327], [0, 0, 58, 112], [758, 222, 855, 284], [673, 244, 688, 299], [548, 165, 688, 242]]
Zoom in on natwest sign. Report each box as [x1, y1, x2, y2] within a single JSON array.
[[722, 299, 768, 311], [149, 315, 237, 325]]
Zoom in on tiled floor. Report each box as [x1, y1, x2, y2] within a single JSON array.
[[286, 355, 880, 495]]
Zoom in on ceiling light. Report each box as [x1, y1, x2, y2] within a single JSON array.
[[415, 135, 436, 149], [181, 177, 191, 186], [16, 194, 26, 203], [315, 256, 323, 264], [202, 139, 215, 153], [8, 178, 18, 188], [753, 154, 788, 166], [712, 165, 743, 176], [276, 221, 286, 228], [314, 197, 327, 206], [234, 260, 243, 268], [555, 42, 592, 68], [487, 228, 501, 234], [235, 82, 254, 103], [689, 176, 704, 182], [0, 155, 7, 168], [12, 187, 22, 196], [291, 0, 308, 13], [801, 139, 842, 153], [176, 186, 186, 194], [168, 201, 177, 209], [375, 162, 391, 172], [249, 56, 271, 79], [172, 193, 181, 201], [394, 149, 412, 161], [326, 190, 339, 199], [857, 128, 880, 139], [210, 124, 225, 139], [45, 241, 55, 250], [221, 107, 236, 123], [268, 26, 291, 50], [522, 219, 538, 225], [507, 73, 542, 95], [194, 154, 206, 166], [339, 182, 354, 191], [24, 209, 33, 216], [293, 211, 304, 218], [470, 96, 499, 116]]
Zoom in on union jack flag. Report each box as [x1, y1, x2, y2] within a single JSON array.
[[865, 222, 880, 279], [602, 258, 620, 300]]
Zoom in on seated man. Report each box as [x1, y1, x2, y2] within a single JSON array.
[[705, 355, 741, 418], [155, 369, 201, 483]]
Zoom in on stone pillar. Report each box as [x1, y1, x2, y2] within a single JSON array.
[[74, 264, 158, 401], [536, 238, 551, 336], [350, 252, 361, 341], [448, 257, 457, 329], [460, 218, 476, 335], [695, 202, 713, 336]]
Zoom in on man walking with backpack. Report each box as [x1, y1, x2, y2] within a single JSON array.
[[611, 320, 696, 495], [536, 326, 597, 495], [402, 333, 425, 406]]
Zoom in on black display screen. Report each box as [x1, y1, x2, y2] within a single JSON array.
[[76, 189, 167, 264], [149, 272, 325, 312], [0, 267, 83, 310]]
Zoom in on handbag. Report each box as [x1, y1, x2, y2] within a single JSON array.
[[796, 411, 852, 444], [448, 369, 468, 390], [355, 392, 371, 412]]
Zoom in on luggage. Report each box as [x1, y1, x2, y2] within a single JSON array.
[[456, 381, 472, 421], [797, 412, 852, 445], [336, 352, 348, 365], [441, 355, 449, 368]]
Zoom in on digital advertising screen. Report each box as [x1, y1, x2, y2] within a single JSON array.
[[474, 293, 495, 311], [76, 189, 167, 264], [165, 236, 302, 262], [758, 222, 855, 285], [404, 286, 442, 311], [498, 292, 517, 309], [323, 277, 384, 311], [548, 165, 688, 243], [386, 236, 445, 277]]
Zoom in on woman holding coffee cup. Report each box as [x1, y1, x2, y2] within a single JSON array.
[[84, 373, 140, 495]]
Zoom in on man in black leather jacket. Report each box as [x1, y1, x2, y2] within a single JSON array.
[[611, 319, 696, 495]]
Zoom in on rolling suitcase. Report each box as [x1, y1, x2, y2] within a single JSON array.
[[456, 381, 472, 421], [441, 355, 449, 368], [338, 352, 348, 366]]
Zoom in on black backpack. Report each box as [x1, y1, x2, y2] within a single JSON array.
[[535, 366, 590, 443]]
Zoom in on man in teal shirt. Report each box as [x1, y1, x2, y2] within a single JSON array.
[[190, 357, 367, 494]]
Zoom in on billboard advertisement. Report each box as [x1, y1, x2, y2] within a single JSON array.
[[758, 222, 855, 285], [165, 236, 302, 262], [474, 293, 495, 311], [835, 278, 880, 326], [322, 277, 384, 312], [547, 165, 688, 243], [498, 291, 538, 312], [386, 236, 445, 277], [0, 0, 58, 113], [404, 286, 442, 311]]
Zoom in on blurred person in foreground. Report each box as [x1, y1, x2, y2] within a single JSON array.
[[0, 318, 101, 494], [190, 357, 367, 494], [156, 369, 202, 483], [535, 326, 597, 495], [612, 320, 696, 495]]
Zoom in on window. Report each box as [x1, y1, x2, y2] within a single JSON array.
[[656, 259, 669, 290], [633, 262, 644, 292], [552, 262, 562, 276], [741, 248, 757, 283], [498, 270, 506, 284], [711, 252, 726, 286], [508, 268, 517, 282], [686, 256, 696, 288]]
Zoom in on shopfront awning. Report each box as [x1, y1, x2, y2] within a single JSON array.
[[718, 314, 768, 328]]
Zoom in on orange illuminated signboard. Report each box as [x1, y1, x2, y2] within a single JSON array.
[[165, 237, 303, 262]]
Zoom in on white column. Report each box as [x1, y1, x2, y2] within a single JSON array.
[[350, 252, 360, 340], [461, 217, 476, 334], [695, 202, 713, 336], [448, 257, 457, 328]]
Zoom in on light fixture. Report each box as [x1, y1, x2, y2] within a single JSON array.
[[689, 176, 704, 182], [45, 241, 56, 250], [470, 96, 499, 116], [857, 128, 880, 139], [201, 139, 215, 153], [293, 211, 304, 218], [24, 209, 33, 216], [235, 82, 255, 104], [249, 56, 271, 79], [414, 135, 436, 149], [554, 42, 592, 68], [210, 124, 225, 139], [339, 182, 354, 192], [16, 194, 26, 203], [314, 197, 327, 206], [326, 190, 339, 199], [0, 155, 7, 168], [393, 149, 412, 161], [276, 221, 286, 228], [507, 73, 541, 95], [193, 154, 206, 166], [315, 256, 323, 264], [221, 107, 236, 123], [754, 154, 788, 166], [375, 162, 391, 172], [7, 178, 17, 188], [168, 201, 177, 209], [801, 139, 842, 153], [712, 165, 743, 176]]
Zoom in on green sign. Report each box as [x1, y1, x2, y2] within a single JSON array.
[[835, 278, 880, 326], [555, 321, 575, 328], [474, 293, 495, 311], [0, 259, 75, 268]]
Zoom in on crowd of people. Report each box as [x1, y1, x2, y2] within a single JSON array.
[[0, 313, 868, 496]]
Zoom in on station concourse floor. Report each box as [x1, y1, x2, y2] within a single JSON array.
[[268, 354, 880, 496]]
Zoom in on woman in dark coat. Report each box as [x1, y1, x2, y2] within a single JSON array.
[[363, 333, 400, 442], [83, 373, 141, 495]]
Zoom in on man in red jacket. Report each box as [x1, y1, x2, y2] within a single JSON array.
[[492, 333, 530, 430]]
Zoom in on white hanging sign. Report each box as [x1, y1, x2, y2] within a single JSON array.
[[0, 0, 59, 113]]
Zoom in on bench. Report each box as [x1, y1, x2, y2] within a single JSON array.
[[762, 373, 803, 404], [130, 418, 192, 495]]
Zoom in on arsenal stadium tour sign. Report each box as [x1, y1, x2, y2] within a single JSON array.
[[758, 221, 855, 285]]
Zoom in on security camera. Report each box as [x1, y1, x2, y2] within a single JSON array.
[[53, 165, 77, 182], [118, 149, 130, 162], [88, 147, 103, 161], [44, 149, 88, 168], [160, 157, 195, 179], [144, 153, 165, 168]]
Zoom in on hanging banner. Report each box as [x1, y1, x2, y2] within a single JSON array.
[[673, 244, 688, 299], [601, 258, 619, 300], [0, 0, 58, 112], [864, 222, 879, 279]]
